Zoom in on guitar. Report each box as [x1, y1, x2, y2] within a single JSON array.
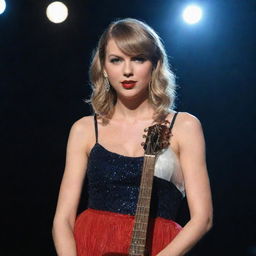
[[104, 120, 172, 256]]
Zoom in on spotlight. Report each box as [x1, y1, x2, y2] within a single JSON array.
[[46, 1, 68, 24], [182, 4, 203, 24], [0, 0, 6, 15]]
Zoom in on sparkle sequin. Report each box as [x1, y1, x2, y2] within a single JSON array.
[[86, 143, 184, 220]]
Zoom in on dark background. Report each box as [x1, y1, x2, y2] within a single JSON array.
[[1, 0, 255, 255]]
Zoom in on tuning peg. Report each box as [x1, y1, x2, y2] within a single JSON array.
[[144, 128, 148, 132], [143, 134, 147, 138]]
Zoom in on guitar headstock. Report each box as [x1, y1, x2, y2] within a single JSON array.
[[142, 120, 171, 155]]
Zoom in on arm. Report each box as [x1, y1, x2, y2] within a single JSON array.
[[157, 113, 213, 256], [52, 118, 90, 256]]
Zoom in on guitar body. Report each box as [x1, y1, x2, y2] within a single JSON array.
[[74, 208, 182, 256]]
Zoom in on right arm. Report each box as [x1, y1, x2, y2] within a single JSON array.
[[52, 118, 91, 256]]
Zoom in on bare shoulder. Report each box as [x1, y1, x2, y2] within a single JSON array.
[[69, 115, 95, 154], [72, 115, 94, 131], [176, 112, 202, 130], [168, 112, 204, 154], [167, 111, 202, 131], [175, 112, 205, 148]]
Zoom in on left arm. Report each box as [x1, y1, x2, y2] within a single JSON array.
[[157, 113, 213, 256]]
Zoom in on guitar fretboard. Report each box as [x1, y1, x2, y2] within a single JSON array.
[[128, 154, 156, 256]]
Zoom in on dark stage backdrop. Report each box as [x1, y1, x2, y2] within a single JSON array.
[[1, 0, 255, 255]]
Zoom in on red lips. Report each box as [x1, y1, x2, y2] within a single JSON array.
[[121, 80, 137, 89]]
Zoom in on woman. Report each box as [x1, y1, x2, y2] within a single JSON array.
[[52, 18, 213, 256]]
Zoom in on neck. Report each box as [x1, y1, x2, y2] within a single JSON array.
[[113, 95, 155, 122]]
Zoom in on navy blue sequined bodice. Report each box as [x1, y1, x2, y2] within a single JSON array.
[[86, 116, 184, 221]]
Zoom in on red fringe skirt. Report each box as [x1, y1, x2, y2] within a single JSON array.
[[74, 208, 182, 256]]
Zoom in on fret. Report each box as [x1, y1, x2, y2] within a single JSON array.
[[136, 207, 150, 213], [129, 250, 145, 256], [133, 223, 148, 227], [137, 194, 152, 200], [139, 187, 152, 192], [136, 203, 150, 209], [137, 199, 151, 204], [130, 239, 146, 245], [135, 219, 149, 223], [135, 212, 148, 219], [129, 251, 145, 255], [139, 184, 153, 188], [133, 228, 148, 234], [134, 218, 148, 222], [135, 214, 149, 219], [133, 227, 148, 233], [137, 195, 151, 200], [137, 196, 151, 201], [133, 227, 149, 234], [133, 229, 147, 233], [132, 235, 147, 241], [130, 241, 146, 247], [139, 188, 152, 191], [134, 217, 149, 222], [134, 218, 148, 223], [135, 210, 150, 215], [134, 221, 148, 226], [136, 210, 150, 214], [130, 243, 146, 248], [136, 207, 150, 211], [136, 205, 150, 209], [133, 224, 148, 231], [131, 237, 146, 241]]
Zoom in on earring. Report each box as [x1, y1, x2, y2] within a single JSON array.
[[103, 71, 110, 92], [104, 77, 110, 92]]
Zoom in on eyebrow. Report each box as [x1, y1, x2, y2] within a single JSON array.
[[107, 54, 146, 58], [107, 54, 123, 58]]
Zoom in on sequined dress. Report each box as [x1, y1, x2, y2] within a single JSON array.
[[74, 112, 185, 256]]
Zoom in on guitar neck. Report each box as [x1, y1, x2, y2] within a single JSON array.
[[129, 154, 156, 256]]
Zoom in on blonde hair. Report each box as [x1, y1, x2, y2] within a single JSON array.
[[88, 18, 176, 122]]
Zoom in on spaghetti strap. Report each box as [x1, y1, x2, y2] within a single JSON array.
[[94, 114, 98, 143], [169, 112, 179, 131]]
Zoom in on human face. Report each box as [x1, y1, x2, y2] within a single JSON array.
[[104, 39, 153, 99]]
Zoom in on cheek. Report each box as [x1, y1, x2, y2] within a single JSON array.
[[138, 66, 152, 81], [108, 70, 120, 84], [104, 65, 120, 82]]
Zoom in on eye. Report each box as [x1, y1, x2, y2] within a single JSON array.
[[133, 57, 146, 63], [110, 58, 121, 63]]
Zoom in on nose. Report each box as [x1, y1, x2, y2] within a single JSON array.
[[123, 61, 133, 77]]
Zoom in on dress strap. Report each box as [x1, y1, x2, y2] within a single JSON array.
[[169, 112, 179, 131], [93, 114, 98, 143]]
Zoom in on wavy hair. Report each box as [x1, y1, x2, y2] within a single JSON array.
[[87, 18, 177, 122]]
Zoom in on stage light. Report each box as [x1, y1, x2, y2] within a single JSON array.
[[46, 1, 68, 24], [182, 5, 203, 24], [0, 0, 6, 15]]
